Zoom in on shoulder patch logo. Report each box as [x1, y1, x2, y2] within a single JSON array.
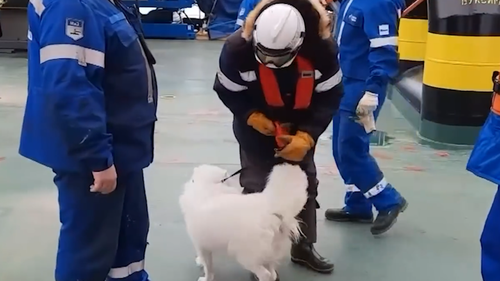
[[66, 18, 84, 41]]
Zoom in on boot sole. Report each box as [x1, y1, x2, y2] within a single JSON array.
[[371, 200, 409, 236], [290, 257, 334, 273]]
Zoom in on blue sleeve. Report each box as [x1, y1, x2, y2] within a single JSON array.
[[213, 43, 257, 121], [235, 0, 259, 30], [362, 0, 400, 94], [39, 1, 113, 172]]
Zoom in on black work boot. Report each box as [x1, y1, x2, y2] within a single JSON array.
[[324, 207, 374, 223], [371, 197, 409, 235], [291, 242, 334, 273]]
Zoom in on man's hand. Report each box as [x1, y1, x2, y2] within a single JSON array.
[[356, 91, 378, 116], [275, 131, 315, 162], [352, 113, 376, 133], [319, 0, 333, 7], [90, 165, 117, 194], [247, 112, 276, 136]]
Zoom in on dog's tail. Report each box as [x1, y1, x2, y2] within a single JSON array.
[[263, 164, 309, 230], [280, 215, 303, 243], [264, 163, 308, 195]]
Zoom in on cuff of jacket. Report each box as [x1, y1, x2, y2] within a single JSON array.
[[365, 74, 389, 95], [83, 154, 114, 172], [296, 126, 321, 145], [365, 82, 383, 95], [243, 109, 259, 123]]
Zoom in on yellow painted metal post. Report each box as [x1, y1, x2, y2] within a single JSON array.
[[420, 0, 500, 145], [398, 0, 427, 73]]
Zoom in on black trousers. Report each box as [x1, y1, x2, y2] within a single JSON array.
[[239, 147, 319, 243]]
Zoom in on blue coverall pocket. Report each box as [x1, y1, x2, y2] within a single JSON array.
[[109, 14, 138, 47]]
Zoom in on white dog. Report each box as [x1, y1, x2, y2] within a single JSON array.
[[179, 163, 309, 281]]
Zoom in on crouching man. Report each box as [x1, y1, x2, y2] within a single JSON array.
[[213, 0, 343, 276]]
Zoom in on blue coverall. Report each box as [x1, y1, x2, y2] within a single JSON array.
[[332, 0, 405, 215], [235, 0, 260, 30], [467, 110, 500, 281], [20, 0, 158, 280]]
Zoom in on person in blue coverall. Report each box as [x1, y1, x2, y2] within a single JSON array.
[[324, 0, 408, 235], [20, 0, 157, 280], [235, 0, 260, 30], [466, 71, 500, 281]]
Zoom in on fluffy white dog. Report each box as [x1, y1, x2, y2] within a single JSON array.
[[179, 163, 309, 281]]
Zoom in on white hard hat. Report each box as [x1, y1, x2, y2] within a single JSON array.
[[253, 3, 306, 68]]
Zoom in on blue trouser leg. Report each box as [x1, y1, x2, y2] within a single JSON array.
[[108, 170, 150, 281], [332, 111, 372, 215], [481, 185, 500, 281], [54, 170, 150, 281], [337, 109, 402, 212]]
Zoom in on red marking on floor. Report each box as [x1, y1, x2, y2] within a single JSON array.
[[0, 157, 5, 162], [435, 151, 449, 157], [401, 145, 416, 152], [403, 165, 425, 172], [372, 151, 393, 160]]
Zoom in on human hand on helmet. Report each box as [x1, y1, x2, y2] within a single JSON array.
[[319, 0, 333, 7]]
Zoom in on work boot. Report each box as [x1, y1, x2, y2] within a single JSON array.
[[290, 242, 334, 273], [371, 197, 409, 236], [324, 207, 374, 223]]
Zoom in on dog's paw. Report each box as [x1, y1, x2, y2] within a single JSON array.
[[195, 256, 203, 267], [198, 277, 212, 281]]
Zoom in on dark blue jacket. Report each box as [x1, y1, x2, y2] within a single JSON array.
[[214, 30, 343, 156], [20, 0, 158, 173]]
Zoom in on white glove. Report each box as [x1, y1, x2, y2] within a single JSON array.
[[356, 91, 378, 116], [358, 113, 376, 133]]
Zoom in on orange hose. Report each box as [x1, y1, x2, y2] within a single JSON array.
[[402, 0, 425, 17]]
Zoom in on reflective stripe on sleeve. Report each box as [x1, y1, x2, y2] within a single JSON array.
[[216, 69, 248, 92], [40, 44, 105, 68], [315, 69, 342, 92], [239, 71, 257, 82], [370, 36, 398, 48]]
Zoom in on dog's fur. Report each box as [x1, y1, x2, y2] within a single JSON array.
[[179, 164, 308, 281]]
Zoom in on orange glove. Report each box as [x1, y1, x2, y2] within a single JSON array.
[[247, 112, 276, 136], [274, 131, 315, 162]]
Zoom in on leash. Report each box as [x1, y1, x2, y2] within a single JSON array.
[[221, 168, 243, 183], [221, 122, 292, 183]]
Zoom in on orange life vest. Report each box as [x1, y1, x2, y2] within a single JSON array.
[[258, 56, 315, 109], [492, 71, 500, 115]]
